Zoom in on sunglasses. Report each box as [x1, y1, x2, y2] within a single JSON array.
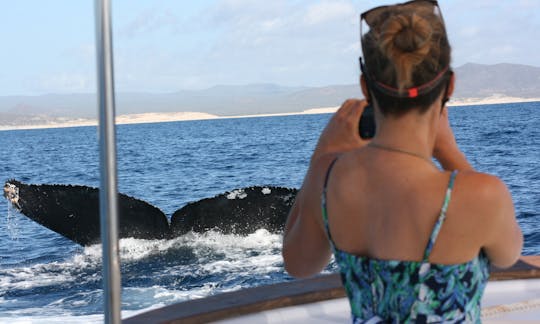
[[359, 0, 449, 99], [361, 0, 445, 42]]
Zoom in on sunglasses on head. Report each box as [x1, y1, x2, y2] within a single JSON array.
[[359, 0, 449, 99], [360, 0, 444, 34]]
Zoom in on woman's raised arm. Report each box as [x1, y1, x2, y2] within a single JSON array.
[[282, 99, 369, 278]]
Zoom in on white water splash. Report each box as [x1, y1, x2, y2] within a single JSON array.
[[6, 201, 21, 240], [0, 229, 286, 321]]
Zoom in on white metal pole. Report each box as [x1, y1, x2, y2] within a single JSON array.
[[95, 0, 121, 322]]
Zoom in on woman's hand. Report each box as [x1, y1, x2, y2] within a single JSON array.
[[433, 107, 473, 171], [433, 106, 457, 157], [312, 99, 371, 162]]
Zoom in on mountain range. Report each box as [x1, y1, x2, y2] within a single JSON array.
[[1, 63, 539, 127]]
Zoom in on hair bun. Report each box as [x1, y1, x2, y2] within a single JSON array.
[[379, 12, 433, 89]]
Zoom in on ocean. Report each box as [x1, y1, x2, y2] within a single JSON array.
[[1, 102, 539, 322]]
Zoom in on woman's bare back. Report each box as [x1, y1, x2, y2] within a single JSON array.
[[325, 147, 500, 265]]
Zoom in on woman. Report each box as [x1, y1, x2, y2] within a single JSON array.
[[282, 0, 523, 322]]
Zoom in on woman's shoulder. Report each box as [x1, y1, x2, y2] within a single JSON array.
[[454, 170, 511, 202], [452, 170, 514, 227], [456, 172, 522, 268]]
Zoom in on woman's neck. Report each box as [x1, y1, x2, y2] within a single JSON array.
[[372, 108, 439, 159]]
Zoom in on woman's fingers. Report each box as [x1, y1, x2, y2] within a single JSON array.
[[332, 99, 368, 136], [347, 99, 368, 126], [332, 99, 367, 130], [312, 99, 369, 160], [337, 99, 367, 121]]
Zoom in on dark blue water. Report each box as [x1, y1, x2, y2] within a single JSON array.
[[0, 102, 539, 322]]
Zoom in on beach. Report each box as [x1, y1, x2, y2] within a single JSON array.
[[0, 108, 341, 131], [448, 96, 540, 107], [1, 96, 538, 131]]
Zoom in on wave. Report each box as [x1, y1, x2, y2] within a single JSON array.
[[0, 230, 286, 319]]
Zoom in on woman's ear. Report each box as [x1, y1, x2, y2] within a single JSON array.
[[360, 75, 370, 102]]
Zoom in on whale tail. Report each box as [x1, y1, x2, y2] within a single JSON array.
[[170, 186, 297, 236], [3, 180, 297, 246], [4, 180, 170, 246]]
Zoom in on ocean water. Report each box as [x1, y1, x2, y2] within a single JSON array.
[[1, 102, 539, 322]]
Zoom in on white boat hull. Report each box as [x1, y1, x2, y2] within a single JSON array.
[[216, 279, 540, 323]]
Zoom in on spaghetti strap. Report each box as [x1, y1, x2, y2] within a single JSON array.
[[323, 158, 339, 195], [321, 158, 339, 245], [423, 170, 458, 261]]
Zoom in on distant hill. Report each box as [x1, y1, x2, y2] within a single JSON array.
[[453, 63, 540, 98], [1, 63, 539, 126]]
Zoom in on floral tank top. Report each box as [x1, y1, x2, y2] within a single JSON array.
[[322, 162, 490, 323]]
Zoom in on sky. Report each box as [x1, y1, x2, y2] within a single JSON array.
[[1, 0, 539, 96]]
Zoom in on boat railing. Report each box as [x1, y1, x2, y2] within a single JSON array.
[[124, 256, 540, 324], [95, 0, 121, 323]]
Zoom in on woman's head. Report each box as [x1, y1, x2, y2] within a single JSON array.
[[361, 0, 451, 116]]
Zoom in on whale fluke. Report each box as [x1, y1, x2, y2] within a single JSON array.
[[3, 180, 170, 246], [3, 180, 298, 246], [170, 186, 298, 236]]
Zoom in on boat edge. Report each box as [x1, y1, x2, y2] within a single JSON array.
[[123, 256, 540, 323]]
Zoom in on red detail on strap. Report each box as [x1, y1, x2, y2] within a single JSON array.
[[408, 88, 418, 98]]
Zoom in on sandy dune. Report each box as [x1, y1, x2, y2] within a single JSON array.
[[116, 112, 218, 124], [1, 96, 538, 131], [449, 95, 540, 106]]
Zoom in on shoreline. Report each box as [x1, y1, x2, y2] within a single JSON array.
[[1, 97, 539, 132], [448, 96, 540, 107]]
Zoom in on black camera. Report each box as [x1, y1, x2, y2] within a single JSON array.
[[359, 104, 375, 139]]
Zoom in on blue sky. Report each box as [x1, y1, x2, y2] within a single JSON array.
[[1, 0, 539, 96]]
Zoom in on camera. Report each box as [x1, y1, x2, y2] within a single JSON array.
[[359, 104, 375, 139]]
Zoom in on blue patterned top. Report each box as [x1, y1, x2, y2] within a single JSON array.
[[322, 164, 490, 323]]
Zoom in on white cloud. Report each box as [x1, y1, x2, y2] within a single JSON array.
[[118, 8, 179, 38], [517, 0, 538, 8], [303, 1, 355, 26], [342, 42, 360, 54], [260, 18, 283, 32], [28, 73, 93, 93], [488, 45, 517, 56], [459, 26, 479, 38]]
